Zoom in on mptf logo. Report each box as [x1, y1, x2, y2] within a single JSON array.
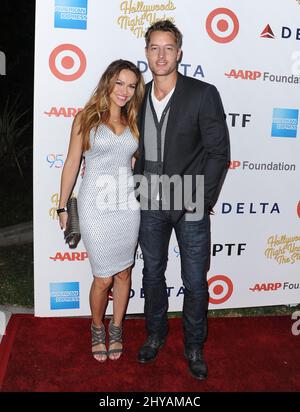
[[227, 113, 252, 127], [54, 0, 88, 30], [49, 44, 86, 81], [206, 8, 239, 43], [271, 108, 299, 138], [208, 274, 233, 304]]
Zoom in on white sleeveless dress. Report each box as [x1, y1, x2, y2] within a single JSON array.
[[77, 124, 140, 277]]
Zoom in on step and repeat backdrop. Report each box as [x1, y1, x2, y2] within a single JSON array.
[[34, 0, 300, 316]]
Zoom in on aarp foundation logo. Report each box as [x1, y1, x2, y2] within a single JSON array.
[[49, 44, 86, 81], [206, 8, 239, 43], [208, 274, 233, 304], [117, 0, 177, 39]]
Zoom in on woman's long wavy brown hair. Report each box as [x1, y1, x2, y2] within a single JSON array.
[[79, 60, 145, 152]]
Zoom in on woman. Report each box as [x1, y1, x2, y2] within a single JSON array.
[[58, 60, 144, 362]]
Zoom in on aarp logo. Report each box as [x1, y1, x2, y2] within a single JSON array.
[[206, 8, 239, 43]]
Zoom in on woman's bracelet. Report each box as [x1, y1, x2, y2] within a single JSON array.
[[57, 207, 67, 215]]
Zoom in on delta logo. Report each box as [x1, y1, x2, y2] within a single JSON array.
[[249, 282, 299, 292], [219, 202, 280, 215], [260, 24, 275, 39], [260, 24, 300, 40], [50, 251, 88, 261], [225, 69, 300, 84], [44, 107, 82, 118]]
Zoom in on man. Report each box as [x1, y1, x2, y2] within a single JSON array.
[[134, 20, 229, 380]]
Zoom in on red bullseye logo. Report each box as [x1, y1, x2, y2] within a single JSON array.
[[208, 275, 233, 304], [49, 44, 86, 81], [297, 201, 300, 218], [206, 8, 239, 43]]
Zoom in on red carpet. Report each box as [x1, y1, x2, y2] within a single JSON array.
[[0, 314, 299, 392]]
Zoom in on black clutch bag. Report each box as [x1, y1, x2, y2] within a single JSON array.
[[64, 197, 81, 248]]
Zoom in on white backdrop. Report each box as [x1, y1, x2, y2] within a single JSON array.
[[34, 0, 300, 317]]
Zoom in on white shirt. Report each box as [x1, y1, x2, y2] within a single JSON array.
[[151, 86, 175, 122]]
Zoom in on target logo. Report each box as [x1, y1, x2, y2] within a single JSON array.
[[206, 8, 239, 44], [208, 274, 233, 304], [297, 201, 300, 218], [49, 44, 86, 81]]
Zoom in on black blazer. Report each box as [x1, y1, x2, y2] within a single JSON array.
[[134, 72, 230, 222]]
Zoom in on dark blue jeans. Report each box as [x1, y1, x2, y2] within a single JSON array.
[[139, 209, 211, 349]]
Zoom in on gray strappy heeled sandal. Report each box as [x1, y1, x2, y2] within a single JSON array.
[[108, 319, 123, 360], [91, 323, 107, 362]]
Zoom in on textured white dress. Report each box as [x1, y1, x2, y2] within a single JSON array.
[[77, 124, 140, 277]]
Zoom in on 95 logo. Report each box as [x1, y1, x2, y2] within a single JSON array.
[[47, 154, 64, 168]]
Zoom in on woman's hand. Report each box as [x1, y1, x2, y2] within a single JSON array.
[[59, 211, 68, 231]]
